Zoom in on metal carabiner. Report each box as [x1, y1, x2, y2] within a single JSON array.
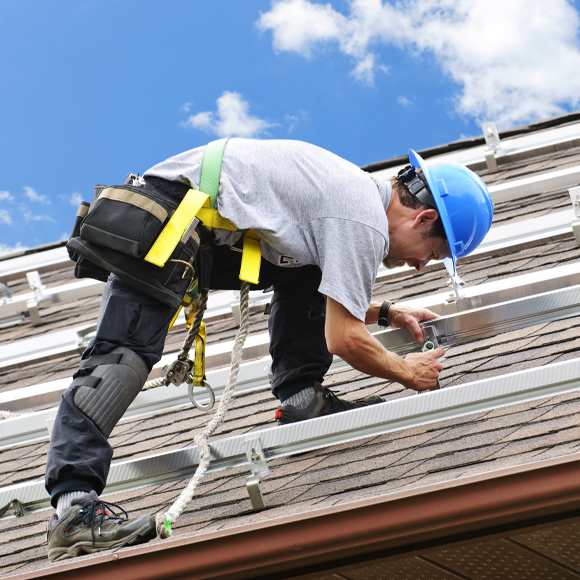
[[187, 380, 215, 412]]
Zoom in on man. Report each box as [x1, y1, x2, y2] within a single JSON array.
[[45, 139, 493, 560]]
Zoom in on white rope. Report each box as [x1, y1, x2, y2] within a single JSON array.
[[0, 410, 23, 420], [155, 281, 251, 539]]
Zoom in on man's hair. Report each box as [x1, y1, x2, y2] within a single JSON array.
[[390, 170, 446, 240]]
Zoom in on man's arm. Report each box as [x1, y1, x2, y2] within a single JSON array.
[[326, 297, 443, 391]]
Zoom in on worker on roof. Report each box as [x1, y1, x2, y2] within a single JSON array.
[[44, 138, 493, 560]]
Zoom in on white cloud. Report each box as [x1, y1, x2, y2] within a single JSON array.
[[259, 0, 347, 56], [59, 192, 83, 206], [258, 0, 580, 128], [0, 242, 27, 256], [180, 102, 194, 114], [285, 110, 308, 132], [23, 186, 50, 204], [398, 96, 413, 107], [0, 209, 12, 225], [181, 91, 277, 138], [23, 211, 55, 223], [0, 191, 14, 202]]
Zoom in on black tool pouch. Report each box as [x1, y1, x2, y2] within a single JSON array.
[[79, 184, 175, 258], [66, 183, 203, 309]]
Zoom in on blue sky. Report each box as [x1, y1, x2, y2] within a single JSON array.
[[1, 0, 580, 254]]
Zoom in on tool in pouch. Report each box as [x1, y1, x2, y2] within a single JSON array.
[[148, 138, 262, 411]]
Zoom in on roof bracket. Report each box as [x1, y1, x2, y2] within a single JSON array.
[[26, 271, 46, 326], [482, 121, 501, 173], [243, 435, 270, 512], [445, 272, 466, 310], [569, 186, 580, 247], [0, 498, 24, 518]]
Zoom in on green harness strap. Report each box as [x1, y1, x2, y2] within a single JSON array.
[[199, 138, 228, 207]]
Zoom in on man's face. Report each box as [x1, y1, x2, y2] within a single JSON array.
[[383, 233, 450, 272]]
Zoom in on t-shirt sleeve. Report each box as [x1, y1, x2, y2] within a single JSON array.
[[309, 217, 387, 322]]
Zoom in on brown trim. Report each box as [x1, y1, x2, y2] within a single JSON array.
[[13, 452, 580, 580]]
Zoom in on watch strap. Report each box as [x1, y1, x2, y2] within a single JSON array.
[[377, 300, 393, 327]]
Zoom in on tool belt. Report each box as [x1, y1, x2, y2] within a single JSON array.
[[66, 138, 262, 310]]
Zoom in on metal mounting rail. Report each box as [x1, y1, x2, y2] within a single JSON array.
[[377, 283, 580, 356], [4, 354, 580, 516], [0, 287, 272, 368], [4, 270, 580, 437], [0, 246, 69, 281], [0, 355, 350, 449], [371, 121, 580, 177]]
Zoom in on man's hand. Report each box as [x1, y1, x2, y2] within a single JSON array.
[[402, 348, 445, 391], [387, 303, 439, 344], [327, 298, 445, 390]]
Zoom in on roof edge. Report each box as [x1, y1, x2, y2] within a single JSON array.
[[11, 452, 580, 580]]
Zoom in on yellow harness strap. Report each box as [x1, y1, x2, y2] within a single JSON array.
[[192, 322, 206, 387], [145, 189, 210, 268], [144, 139, 261, 284]]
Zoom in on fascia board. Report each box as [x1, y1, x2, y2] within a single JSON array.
[[10, 453, 580, 580]]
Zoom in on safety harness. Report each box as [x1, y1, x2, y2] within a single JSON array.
[[138, 140, 259, 535], [143, 137, 262, 285], [142, 138, 262, 405]]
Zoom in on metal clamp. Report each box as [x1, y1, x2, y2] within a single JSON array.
[[243, 436, 270, 511], [162, 357, 194, 387], [420, 325, 441, 391], [0, 498, 24, 518]]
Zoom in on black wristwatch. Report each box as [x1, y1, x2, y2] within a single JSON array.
[[377, 300, 394, 327]]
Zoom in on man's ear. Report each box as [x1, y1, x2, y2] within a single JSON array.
[[412, 208, 439, 231]]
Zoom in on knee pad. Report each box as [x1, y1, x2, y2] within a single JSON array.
[[72, 346, 148, 438]]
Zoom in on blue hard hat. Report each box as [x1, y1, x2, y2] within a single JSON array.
[[408, 149, 494, 276]]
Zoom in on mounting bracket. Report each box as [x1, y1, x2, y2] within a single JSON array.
[[482, 121, 501, 174], [569, 186, 580, 247], [421, 325, 441, 391], [243, 435, 270, 512]]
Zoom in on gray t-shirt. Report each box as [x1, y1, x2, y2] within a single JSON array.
[[144, 139, 391, 321]]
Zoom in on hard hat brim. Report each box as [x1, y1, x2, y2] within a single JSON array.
[[408, 149, 457, 277]]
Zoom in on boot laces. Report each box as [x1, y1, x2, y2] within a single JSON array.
[[80, 498, 128, 547], [322, 387, 349, 412]]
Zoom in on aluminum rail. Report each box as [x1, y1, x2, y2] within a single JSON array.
[[0, 330, 272, 414], [370, 121, 580, 178], [0, 286, 271, 369], [376, 282, 580, 356], [4, 262, 580, 420], [0, 355, 350, 450], [4, 279, 580, 450], [0, 246, 69, 281], [2, 216, 579, 370], [4, 353, 580, 516]]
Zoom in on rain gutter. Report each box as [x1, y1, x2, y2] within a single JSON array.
[[10, 452, 580, 580]]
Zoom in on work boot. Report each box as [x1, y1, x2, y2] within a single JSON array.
[[275, 382, 384, 425], [47, 491, 156, 561]]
